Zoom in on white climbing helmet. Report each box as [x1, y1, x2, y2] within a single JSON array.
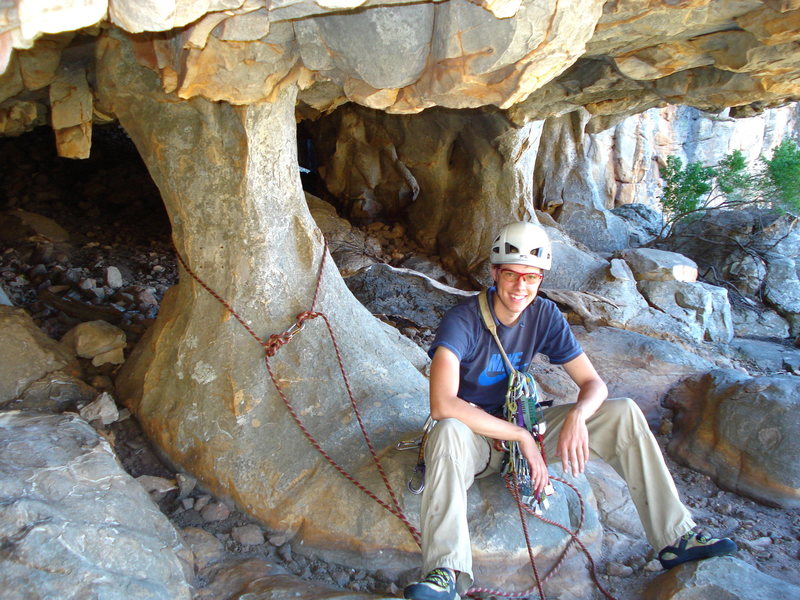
[[490, 221, 552, 270]]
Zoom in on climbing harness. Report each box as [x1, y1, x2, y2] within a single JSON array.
[[175, 242, 616, 600]]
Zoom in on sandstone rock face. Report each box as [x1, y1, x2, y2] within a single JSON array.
[[95, 32, 602, 591], [620, 248, 698, 283], [574, 326, 713, 422], [637, 280, 733, 344], [344, 263, 474, 329], [0, 305, 76, 405], [660, 208, 800, 337], [644, 555, 800, 600], [2, 1, 800, 170], [0, 411, 192, 600], [665, 369, 800, 508], [312, 104, 541, 277], [99, 30, 427, 575]]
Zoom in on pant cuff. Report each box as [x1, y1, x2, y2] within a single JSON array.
[[421, 560, 473, 596], [654, 517, 696, 551]]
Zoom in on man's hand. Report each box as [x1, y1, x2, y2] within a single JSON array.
[[556, 353, 608, 477], [518, 432, 549, 495], [555, 408, 590, 477]]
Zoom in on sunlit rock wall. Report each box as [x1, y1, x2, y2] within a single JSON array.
[[2, 0, 800, 155]]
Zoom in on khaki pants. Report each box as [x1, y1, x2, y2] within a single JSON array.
[[419, 398, 695, 593]]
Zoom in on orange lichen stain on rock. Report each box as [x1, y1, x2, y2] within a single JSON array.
[[129, 35, 160, 71], [737, 6, 800, 46], [739, 459, 800, 504], [232, 387, 261, 418]]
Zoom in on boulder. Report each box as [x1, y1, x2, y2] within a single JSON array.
[[665, 369, 800, 508], [344, 263, 475, 329], [305, 192, 381, 276], [544, 258, 715, 345], [727, 338, 800, 375], [637, 280, 733, 343], [556, 203, 630, 254], [661, 209, 800, 334], [0, 306, 77, 405], [61, 319, 127, 365], [13, 369, 96, 412], [619, 248, 698, 283], [731, 304, 789, 340], [464, 462, 603, 599], [724, 253, 767, 298], [0, 411, 192, 600], [79, 391, 120, 425], [583, 461, 647, 564], [611, 203, 662, 247], [542, 224, 610, 293], [764, 256, 800, 335], [573, 326, 713, 422], [0, 283, 12, 306], [181, 526, 225, 571], [0, 208, 70, 243], [644, 555, 800, 600]]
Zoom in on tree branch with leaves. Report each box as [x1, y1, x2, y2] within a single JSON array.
[[657, 138, 800, 240]]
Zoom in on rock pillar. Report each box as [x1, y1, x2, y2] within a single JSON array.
[[95, 29, 428, 572]]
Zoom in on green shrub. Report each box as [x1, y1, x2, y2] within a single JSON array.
[[658, 137, 800, 238]]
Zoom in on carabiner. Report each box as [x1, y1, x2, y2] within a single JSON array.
[[284, 320, 306, 341], [407, 463, 426, 494], [396, 438, 422, 451]]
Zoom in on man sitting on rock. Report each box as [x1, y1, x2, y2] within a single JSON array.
[[404, 221, 737, 600]]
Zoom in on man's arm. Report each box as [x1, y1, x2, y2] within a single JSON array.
[[555, 352, 608, 476], [429, 346, 550, 493]]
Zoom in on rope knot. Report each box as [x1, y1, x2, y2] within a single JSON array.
[[263, 332, 292, 357], [296, 310, 320, 323]]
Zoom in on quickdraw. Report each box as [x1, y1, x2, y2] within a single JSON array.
[[502, 369, 555, 514]]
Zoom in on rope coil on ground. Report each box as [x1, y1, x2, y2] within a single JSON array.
[[174, 240, 617, 600]]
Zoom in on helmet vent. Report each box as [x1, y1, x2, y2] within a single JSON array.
[[505, 243, 519, 254]]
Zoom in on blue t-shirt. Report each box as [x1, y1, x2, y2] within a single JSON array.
[[428, 289, 582, 415]]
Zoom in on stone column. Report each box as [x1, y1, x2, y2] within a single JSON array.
[[95, 28, 427, 572]]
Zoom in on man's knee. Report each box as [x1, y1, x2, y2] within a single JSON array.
[[425, 418, 475, 460], [602, 397, 648, 431]]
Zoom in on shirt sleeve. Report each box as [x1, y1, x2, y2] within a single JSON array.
[[537, 300, 583, 365], [428, 302, 477, 361]]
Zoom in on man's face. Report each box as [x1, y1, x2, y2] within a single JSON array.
[[491, 263, 544, 323]]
